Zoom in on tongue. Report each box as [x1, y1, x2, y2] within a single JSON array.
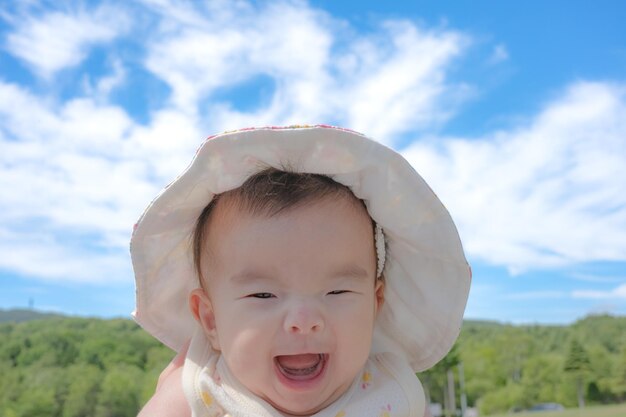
[[277, 354, 320, 370]]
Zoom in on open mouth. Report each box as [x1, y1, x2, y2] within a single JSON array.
[[275, 353, 327, 381]]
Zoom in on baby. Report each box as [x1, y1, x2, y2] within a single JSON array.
[[131, 125, 471, 417]]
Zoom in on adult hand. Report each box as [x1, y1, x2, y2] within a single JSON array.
[[138, 341, 191, 417]]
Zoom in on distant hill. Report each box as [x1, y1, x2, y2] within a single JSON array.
[[0, 308, 64, 323]]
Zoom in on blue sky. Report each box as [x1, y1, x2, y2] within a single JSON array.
[[0, 0, 625, 324]]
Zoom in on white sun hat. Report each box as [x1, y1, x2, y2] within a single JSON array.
[[131, 125, 471, 372]]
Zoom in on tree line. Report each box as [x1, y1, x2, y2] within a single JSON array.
[[417, 315, 626, 415], [0, 316, 170, 417], [0, 311, 625, 416]]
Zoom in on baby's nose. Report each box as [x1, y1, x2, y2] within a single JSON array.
[[284, 304, 325, 334]]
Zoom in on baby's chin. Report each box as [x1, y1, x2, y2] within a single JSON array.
[[268, 394, 339, 417]]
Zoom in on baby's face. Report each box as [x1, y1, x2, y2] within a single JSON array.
[[196, 196, 383, 416]]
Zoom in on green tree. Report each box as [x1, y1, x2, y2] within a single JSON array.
[[14, 366, 68, 417], [564, 339, 591, 408], [609, 346, 626, 401], [521, 353, 564, 406], [140, 346, 174, 405], [419, 342, 461, 416], [94, 364, 143, 417], [586, 344, 616, 403], [62, 364, 103, 417], [461, 344, 499, 405], [15, 386, 59, 417], [0, 364, 22, 416], [478, 382, 523, 415]]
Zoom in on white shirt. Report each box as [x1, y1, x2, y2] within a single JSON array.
[[183, 330, 425, 417]]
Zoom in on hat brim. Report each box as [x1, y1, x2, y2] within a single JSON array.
[[131, 125, 470, 372]]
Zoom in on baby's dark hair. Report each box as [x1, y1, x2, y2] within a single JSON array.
[[192, 167, 372, 284]]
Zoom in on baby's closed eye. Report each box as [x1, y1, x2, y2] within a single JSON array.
[[327, 290, 351, 295], [248, 292, 276, 299]]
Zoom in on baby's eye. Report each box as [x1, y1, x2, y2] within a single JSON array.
[[249, 292, 275, 299], [327, 290, 350, 295]]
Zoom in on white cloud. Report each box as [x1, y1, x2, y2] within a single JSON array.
[[141, 0, 331, 113], [141, 0, 468, 142], [1, 0, 624, 287], [0, 1, 470, 284], [0, 75, 213, 283], [403, 81, 626, 273], [4, 4, 129, 78], [570, 273, 626, 283], [82, 58, 127, 98], [488, 43, 509, 64], [0, 82, 157, 280], [0, 228, 131, 284], [572, 283, 626, 300], [505, 291, 568, 300]]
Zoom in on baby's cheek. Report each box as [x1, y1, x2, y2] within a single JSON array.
[[223, 322, 271, 366], [338, 306, 376, 351]]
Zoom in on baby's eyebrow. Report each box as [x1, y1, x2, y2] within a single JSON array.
[[330, 265, 371, 281], [229, 270, 276, 285], [229, 265, 371, 285]]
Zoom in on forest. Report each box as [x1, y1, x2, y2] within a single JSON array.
[[0, 309, 625, 417], [419, 316, 626, 415]]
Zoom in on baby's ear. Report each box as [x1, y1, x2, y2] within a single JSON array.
[[189, 288, 220, 351]]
